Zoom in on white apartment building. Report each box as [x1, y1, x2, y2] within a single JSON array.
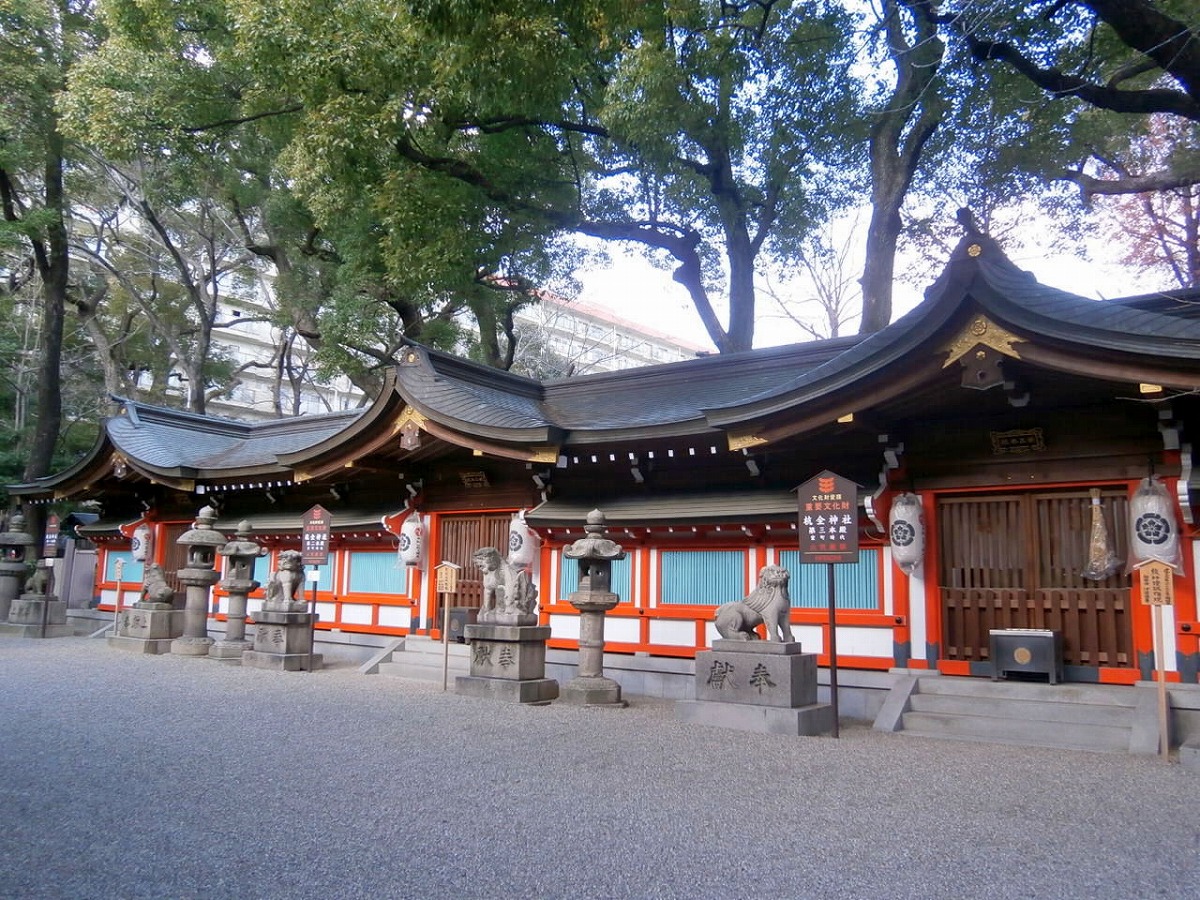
[[205, 291, 710, 421]]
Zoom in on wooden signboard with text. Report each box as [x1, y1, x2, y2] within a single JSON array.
[[797, 470, 859, 565], [301, 504, 331, 566]]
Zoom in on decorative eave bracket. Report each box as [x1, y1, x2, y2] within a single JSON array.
[[941, 314, 1025, 391]]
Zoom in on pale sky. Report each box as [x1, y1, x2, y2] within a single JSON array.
[[574, 232, 1152, 351]]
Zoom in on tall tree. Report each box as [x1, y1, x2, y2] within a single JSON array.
[[217, 0, 865, 353], [0, 0, 102, 494], [930, 0, 1200, 196], [860, 0, 946, 333]]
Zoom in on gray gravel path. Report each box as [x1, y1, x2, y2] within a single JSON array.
[[0, 635, 1195, 899]]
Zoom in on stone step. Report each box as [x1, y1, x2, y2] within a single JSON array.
[[915, 677, 1135, 708], [376, 637, 470, 683], [907, 693, 1135, 727], [900, 710, 1131, 753]]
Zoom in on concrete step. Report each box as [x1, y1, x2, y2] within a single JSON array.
[[900, 710, 1131, 753], [907, 693, 1135, 727], [375, 636, 470, 683], [915, 677, 1136, 708]]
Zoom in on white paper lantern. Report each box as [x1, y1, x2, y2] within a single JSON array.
[[888, 492, 924, 575], [1128, 475, 1182, 574], [507, 510, 538, 568], [131, 523, 152, 562], [398, 512, 424, 567]]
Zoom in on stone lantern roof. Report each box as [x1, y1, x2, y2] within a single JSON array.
[[177, 506, 226, 550], [563, 509, 626, 563]]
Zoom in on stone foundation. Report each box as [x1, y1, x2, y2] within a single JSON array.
[[0, 597, 72, 639], [107, 605, 183, 654], [455, 623, 557, 704], [242, 609, 322, 672], [676, 640, 834, 736]]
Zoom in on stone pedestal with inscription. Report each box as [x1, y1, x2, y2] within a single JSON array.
[[455, 624, 558, 704], [3, 595, 72, 638], [242, 609, 323, 672], [676, 641, 834, 736], [108, 563, 183, 654]]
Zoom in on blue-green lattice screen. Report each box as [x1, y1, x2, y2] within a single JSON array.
[[777, 548, 879, 609], [347, 550, 410, 595], [659, 550, 745, 606], [557, 553, 633, 600]]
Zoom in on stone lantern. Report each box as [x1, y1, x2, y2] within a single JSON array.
[[0, 513, 37, 621], [560, 509, 627, 707], [170, 506, 224, 657], [210, 521, 263, 663]]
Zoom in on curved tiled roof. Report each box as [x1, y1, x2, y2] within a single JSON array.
[[701, 235, 1200, 425], [397, 337, 862, 439], [106, 402, 361, 474]]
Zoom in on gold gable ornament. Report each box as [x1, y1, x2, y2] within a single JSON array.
[[941, 316, 1024, 391]]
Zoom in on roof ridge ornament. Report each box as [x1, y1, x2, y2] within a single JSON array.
[[941, 315, 1025, 391]]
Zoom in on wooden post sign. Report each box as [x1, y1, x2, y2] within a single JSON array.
[[1137, 559, 1176, 759], [434, 561, 462, 691], [796, 470, 860, 739], [797, 470, 859, 564], [301, 504, 331, 566], [42, 514, 60, 559], [1138, 560, 1175, 606], [301, 504, 331, 673]]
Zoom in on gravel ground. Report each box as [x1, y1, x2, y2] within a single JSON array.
[[0, 635, 1195, 900]]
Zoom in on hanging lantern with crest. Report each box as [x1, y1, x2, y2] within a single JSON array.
[[382, 509, 424, 568], [507, 509, 539, 569], [888, 492, 924, 575], [1127, 475, 1183, 574]]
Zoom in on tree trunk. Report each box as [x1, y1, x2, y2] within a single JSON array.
[[860, 0, 945, 334], [23, 131, 68, 484]]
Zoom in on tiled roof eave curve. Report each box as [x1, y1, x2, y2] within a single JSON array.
[[699, 285, 966, 429]]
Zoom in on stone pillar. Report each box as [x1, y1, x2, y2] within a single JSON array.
[[170, 506, 224, 657], [210, 521, 263, 664], [1, 559, 71, 638], [559, 510, 627, 707], [0, 513, 36, 622]]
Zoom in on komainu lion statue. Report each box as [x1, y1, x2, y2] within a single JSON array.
[[714, 565, 794, 642]]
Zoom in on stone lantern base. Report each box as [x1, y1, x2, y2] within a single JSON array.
[[559, 673, 626, 708], [209, 637, 253, 664], [455, 624, 558, 704], [675, 640, 834, 736], [0, 594, 71, 639], [242, 609, 323, 671], [108, 605, 184, 654]]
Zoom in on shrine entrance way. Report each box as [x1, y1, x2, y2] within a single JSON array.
[[937, 488, 1134, 673], [431, 512, 511, 631]]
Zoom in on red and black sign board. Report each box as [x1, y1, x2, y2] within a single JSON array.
[[42, 514, 60, 558], [301, 504, 331, 566], [797, 470, 859, 564]]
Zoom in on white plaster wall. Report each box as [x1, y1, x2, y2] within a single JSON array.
[[649, 618, 695, 646], [315, 601, 337, 621], [837, 626, 894, 659], [339, 603, 374, 626], [606, 616, 641, 643], [377, 606, 411, 629], [794, 624, 824, 654], [909, 571, 927, 661], [549, 613, 580, 640], [881, 546, 894, 616]]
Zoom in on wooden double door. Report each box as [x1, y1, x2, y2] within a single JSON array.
[[937, 489, 1133, 671], [432, 512, 512, 625]]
